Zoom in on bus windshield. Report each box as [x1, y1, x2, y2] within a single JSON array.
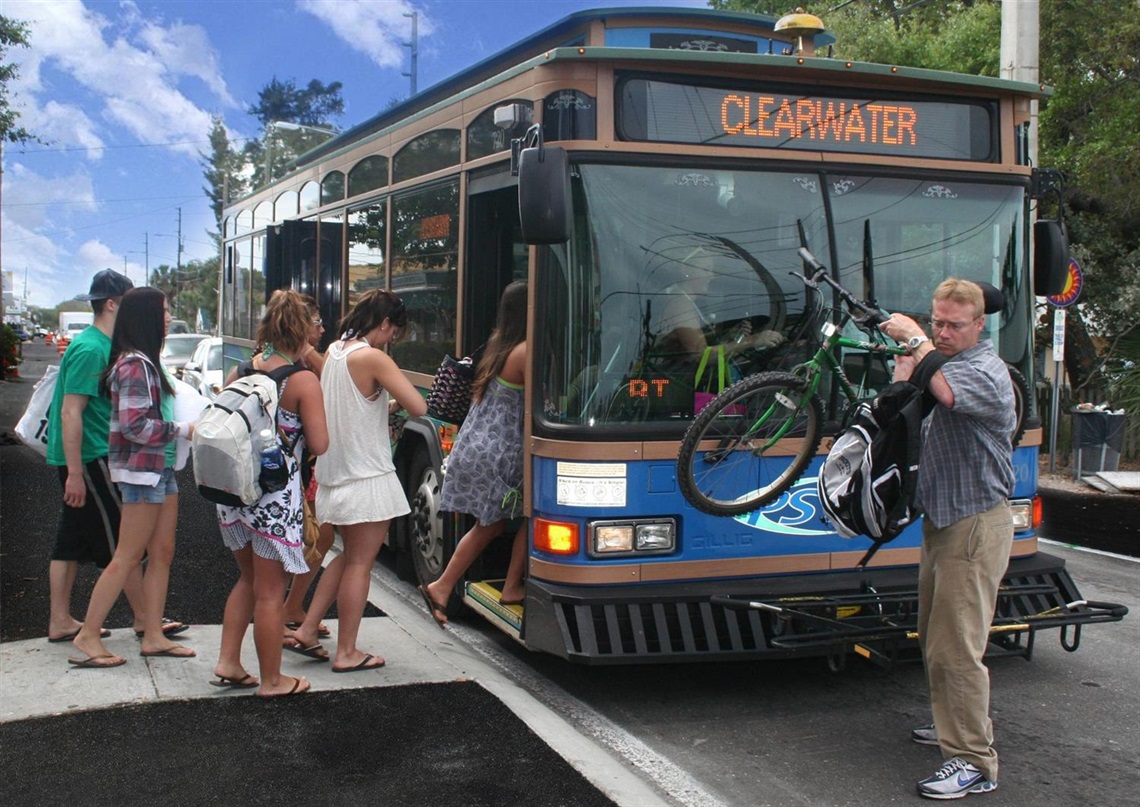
[[540, 163, 1026, 429]]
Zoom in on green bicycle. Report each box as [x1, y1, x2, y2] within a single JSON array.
[[676, 248, 1028, 517]]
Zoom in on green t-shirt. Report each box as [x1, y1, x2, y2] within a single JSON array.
[[161, 368, 176, 468], [46, 324, 112, 466]]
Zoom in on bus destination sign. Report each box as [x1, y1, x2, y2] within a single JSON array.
[[619, 77, 995, 161]]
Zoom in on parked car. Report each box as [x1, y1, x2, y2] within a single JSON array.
[[11, 325, 31, 342], [182, 338, 252, 400], [160, 334, 208, 378]]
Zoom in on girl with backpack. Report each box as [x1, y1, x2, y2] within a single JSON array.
[[286, 289, 426, 673], [213, 289, 329, 697], [69, 287, 196, 668]]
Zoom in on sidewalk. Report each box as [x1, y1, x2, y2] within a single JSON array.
[[2, 542, 665, 807]]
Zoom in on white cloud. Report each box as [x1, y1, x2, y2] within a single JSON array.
[[297, 0, 434, 69], [6, 0, 231, 157], [138, 21, 237, 106]]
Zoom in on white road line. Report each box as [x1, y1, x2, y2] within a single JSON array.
[[1040, 537, 1140, 563]]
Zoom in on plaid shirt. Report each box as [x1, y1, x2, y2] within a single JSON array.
[[107, 352, 180, 484], [915, 340, 1016, 528]]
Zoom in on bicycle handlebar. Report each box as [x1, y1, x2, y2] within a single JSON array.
[[796, 248, 889, 328]]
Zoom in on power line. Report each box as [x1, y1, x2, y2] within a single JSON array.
[[10, 135, 257, 155], [1, 194, 201, 208]]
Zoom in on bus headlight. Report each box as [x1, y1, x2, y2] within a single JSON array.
[[1009, 499, 1033, 531], [590, 519, 675, 556]]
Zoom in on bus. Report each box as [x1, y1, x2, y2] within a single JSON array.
[[219, 6, 1125, 665]]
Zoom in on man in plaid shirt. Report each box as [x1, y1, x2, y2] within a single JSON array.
[[881, 279, 1016, 800]]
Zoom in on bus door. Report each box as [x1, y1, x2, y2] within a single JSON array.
[[458, 175, 528, 625], [265, 219, 340, 348]]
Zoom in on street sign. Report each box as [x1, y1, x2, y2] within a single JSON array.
[[1046, 258, 1083, 307]]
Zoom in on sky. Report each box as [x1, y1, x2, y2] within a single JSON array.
[[2, 0, 706, 310]]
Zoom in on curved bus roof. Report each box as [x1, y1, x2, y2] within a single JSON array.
[[286, 6, 1049, 172]]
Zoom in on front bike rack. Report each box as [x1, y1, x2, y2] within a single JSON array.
[[711, 575, 1127, 670]]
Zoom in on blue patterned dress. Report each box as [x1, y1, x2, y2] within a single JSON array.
[[439, 378, 524, 525]]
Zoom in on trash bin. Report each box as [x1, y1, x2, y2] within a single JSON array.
[[1071, 408, 1127, 479]]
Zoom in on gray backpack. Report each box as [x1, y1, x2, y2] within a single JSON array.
[[192, 362, 303, 507]]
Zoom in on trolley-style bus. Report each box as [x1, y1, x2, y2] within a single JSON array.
[[219, 6, 1124, 665]]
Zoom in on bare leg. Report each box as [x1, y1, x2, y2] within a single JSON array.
[[290, 550, 344, 650], [71, 501, 161, 663], [500, 521, 529, 603], [282, 522, 334, 626], [138, 494, 192, 657], [424, 520, 505, 615], [48, 560, 81, 639], [215, 545, 257, 684], [251, 551, 293, 696], [329, 520, 388, 670], [123, 564, 151, 631]]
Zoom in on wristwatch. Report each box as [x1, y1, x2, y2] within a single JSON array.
[[907, 335, 931, 351]]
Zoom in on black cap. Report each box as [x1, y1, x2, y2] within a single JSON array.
[[75, 269, 134, 302], [975, 281, 1004, 315]]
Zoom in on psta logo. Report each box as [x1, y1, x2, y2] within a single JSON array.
[[732, 477, 837, 537]]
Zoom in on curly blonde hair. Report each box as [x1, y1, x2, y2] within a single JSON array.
[[256, 289, 312, 356]]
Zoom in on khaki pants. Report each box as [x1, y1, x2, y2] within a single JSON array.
[[918, 501, 1013, 782]]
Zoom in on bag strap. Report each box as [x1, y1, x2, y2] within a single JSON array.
[[694, 347, 715, 389], [855, 386, 925, 569]]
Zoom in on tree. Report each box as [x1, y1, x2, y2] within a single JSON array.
[[247, 77, 345, 127], [1, 14, 41, 145], [243, 77, 345, 187], [200, 115, 247, 243]]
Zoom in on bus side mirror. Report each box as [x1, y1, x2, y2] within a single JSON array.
[[1034, 219, 1068, 296], [518, 145, 571, 245]]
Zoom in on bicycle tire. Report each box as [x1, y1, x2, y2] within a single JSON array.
[[1007, 364, 1029, 448], [678, 371, 823, 516]]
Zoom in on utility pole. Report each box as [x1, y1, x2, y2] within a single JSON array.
[[1000, 0, 1039, 163], [402, 11, 419, 96]]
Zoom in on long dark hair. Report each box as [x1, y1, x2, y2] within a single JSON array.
[[337, 289, 407, 342], [100, 287, 174, 397], [473, 280, 527, 401]]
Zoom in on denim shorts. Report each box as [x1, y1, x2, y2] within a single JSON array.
[[119, 467, 178, 504]]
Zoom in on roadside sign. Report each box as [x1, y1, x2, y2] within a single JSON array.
[[1046, 258, 1083, 307]]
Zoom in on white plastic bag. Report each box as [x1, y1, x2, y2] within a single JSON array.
[[172, 377, 210, 470], [14, 365, 59, 457]]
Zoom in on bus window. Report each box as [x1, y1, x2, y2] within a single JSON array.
[[300, 180, 320, 212], [390, 181, 459, 373], [393, 130, 461, 184], [827, 176, 1027, 360], [544, 163, 827, 428], [348, 156, 389, 198], [322, 170, 346, 205], [347, 202, 388, 312]]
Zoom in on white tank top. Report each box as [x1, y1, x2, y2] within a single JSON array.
[[314, 340, 395, 487]]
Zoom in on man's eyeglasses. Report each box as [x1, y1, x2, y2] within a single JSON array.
[[312, 317, 323, 327], [930, 316, 981, 333]]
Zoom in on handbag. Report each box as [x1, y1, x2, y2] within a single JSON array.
[[425, 353, 477, 425], [301, 496, 323, 566], [693, 345, 742, 415], [14, 365, 59, 456]]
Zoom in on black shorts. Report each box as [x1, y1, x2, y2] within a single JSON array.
[[53, 458, 121, 568]]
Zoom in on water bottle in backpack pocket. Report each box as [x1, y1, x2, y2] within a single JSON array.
[[258, 428, 289, 494]]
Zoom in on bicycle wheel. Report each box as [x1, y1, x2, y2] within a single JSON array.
[[1007, 364, 1029, 448], [678, 371, 823, 516]]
